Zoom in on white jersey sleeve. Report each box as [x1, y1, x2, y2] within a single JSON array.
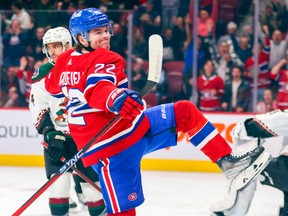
[[29, 63, 69, 134]]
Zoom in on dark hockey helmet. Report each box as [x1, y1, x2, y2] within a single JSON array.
[[69, 8, 112, 43]]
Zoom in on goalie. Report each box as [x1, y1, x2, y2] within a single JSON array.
[[210, 109, 288, 216]]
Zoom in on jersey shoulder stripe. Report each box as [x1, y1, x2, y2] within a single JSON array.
[[32, 62, 54, 83]]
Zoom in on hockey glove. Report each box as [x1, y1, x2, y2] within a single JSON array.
[[107, 88, 144, 121], [244, 118, 275, 138], [43, 128, 66, 162]]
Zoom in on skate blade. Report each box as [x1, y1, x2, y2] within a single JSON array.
[[231, 152, 271, 191]]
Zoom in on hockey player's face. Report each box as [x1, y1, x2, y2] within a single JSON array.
[[88, 26, 111, 50], [45, 42, 64, 62]]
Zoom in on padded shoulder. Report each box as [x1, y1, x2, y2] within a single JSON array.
[[32, 62, 54, 83]]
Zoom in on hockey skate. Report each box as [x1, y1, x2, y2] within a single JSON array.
[[217, 145, 271, 191]]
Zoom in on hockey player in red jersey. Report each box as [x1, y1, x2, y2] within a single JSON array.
[[45, 8, 271, 216], [270, 58, 288, 110], [29, 27, 106, 216]]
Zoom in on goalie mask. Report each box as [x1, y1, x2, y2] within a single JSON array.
[[69, 8, 113, 44], [42, 27, 72, 64]]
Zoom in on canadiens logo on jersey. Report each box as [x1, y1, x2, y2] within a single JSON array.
[[128, 193, 137, 201]]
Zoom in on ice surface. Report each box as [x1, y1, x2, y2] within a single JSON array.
[[0, 166, 281, 216]]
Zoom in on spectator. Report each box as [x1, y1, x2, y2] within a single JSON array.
[[182, 36, 206, 100], [1, 65, 26, 107], [33, 0, 55, 28], [155, 67, 170, 103], [256, 88, 278, 113], [119, 0, 142, 10], [221, 66, 251, 112], [56, 0, 76, 10], [217, 21, 238, 51], [161, 0, 180, 30], [131, 57, 148, 92], [276, 0, 288, 33], [110, 23, 127, 58], [16, 56, 34, 104], [3, 1, 32, 32], [230, 34, 252, 65], [4, 65, 20, 90], [0, 90, 9, 107], [197, 60, 224, 111], [132, 28, 148, 60], [28, 27, 46, 61], [259, 3, 279, 35], [188, 0, 218, 38], [97, 0, 120, 23], [270, 58, 288, 110], [2, 19, 28, 67], [135, 0, 161, 41], [242, 24, 255, 48], [162, 27, 181, 61], [171, 16, 187, 60], [3, 86, 19, 107], [178, 0, 190, 17], [244, 25, 271, 101], [207, 23, 243, 83], [55, 1, 77, 27], [269, 29, 288, 69]]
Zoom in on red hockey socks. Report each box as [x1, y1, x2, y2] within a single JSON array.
[[174, 101, 231, 162]]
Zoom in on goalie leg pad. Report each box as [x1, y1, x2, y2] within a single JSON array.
[[210, 179, 257, 215]]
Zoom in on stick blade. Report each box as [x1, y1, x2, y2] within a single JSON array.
[[148, 34, 163, 83]]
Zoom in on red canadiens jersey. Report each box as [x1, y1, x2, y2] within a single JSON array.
[[17, 69, 33, 103], [244, 36, 270, 89], [198, 74, 224, 111], [271, 70, 288, 110], [45, 48, 150, 166]]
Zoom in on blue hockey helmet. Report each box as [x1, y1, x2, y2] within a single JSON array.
[[69, 8, 112, 43]]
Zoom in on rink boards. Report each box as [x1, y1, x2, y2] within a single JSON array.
[[0, 108, 282, 172]]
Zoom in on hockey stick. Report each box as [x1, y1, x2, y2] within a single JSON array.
[[42, 141, 102, 192], [12, 34, 163, 216]]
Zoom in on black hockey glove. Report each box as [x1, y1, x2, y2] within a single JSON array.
[[244, 118, 274, 138], [43, 127, 66, 162]]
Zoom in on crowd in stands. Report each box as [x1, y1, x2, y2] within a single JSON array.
[[0, 0, 288, 114]]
